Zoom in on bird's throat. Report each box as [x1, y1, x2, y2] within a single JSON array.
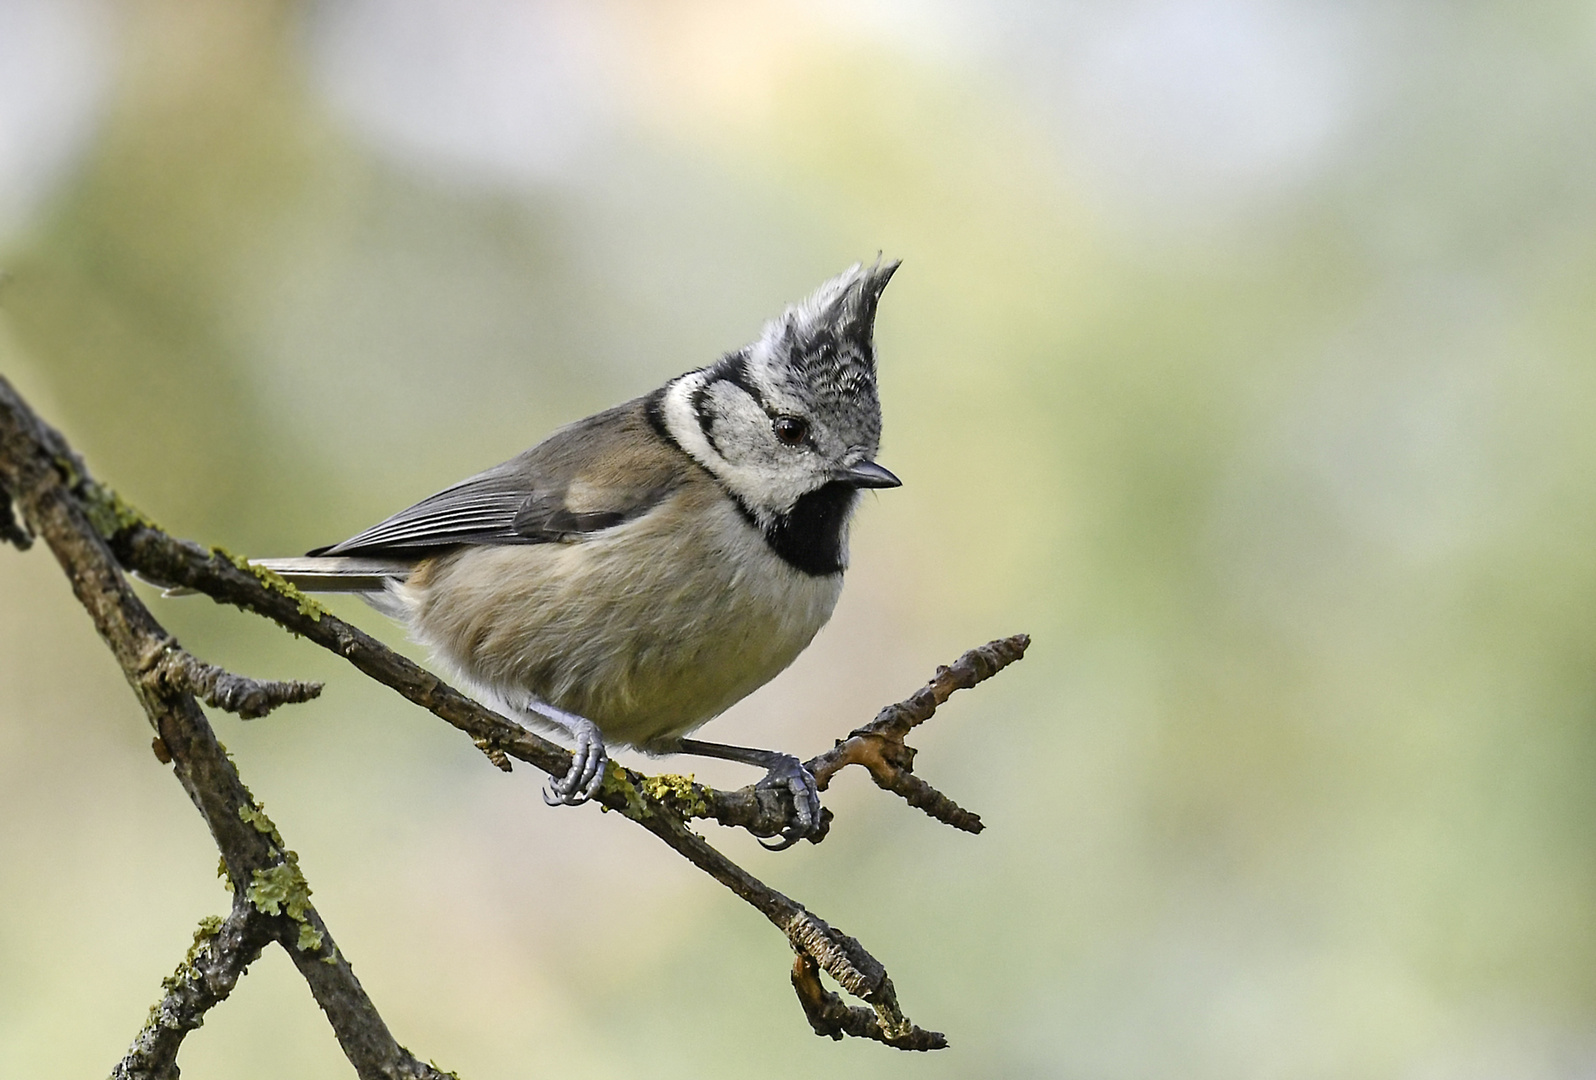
[[745, 482, 857, 577]]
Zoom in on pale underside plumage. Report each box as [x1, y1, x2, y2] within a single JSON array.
[[395, 481, 842, 747]]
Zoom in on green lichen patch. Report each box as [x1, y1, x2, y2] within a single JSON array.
[[52, 455, 80, 488], [296, 921, 325, 953], [247, 853, 312, 922], [246, 850, 329, 952], [236, 804, 329, 953], [598, 762, 648, 820], [216, 547, 329, 622], [238, 801, 285, 848], [186, 916, 225, 960], [70, 469, 157, 540], [218, 855, 234, 893], [638, 773, 711, 819], [157, 915, 227, 997]]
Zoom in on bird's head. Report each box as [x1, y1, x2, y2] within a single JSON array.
[[659, 259, 902, 530]]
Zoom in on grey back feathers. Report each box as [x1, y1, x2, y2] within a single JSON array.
[[308, 403, 687, 556]]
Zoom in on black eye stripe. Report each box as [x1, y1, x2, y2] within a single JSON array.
[[690, 352, 824, 454], [715, 352, 766, 410], [689, 356, 774, 456], [690, 381, 721, 454]]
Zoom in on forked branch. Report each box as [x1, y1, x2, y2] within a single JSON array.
[[0, 378, 451, 1080], [0, 374, 1029, 1074]]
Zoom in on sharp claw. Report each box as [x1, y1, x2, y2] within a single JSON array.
[[526, 704, 608, 808]]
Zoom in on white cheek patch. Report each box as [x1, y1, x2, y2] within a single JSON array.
[[662, 373, 718, 470], [702, 380, 769, 455], [661, 372, 811, 523], [661, 375, 765, 508]]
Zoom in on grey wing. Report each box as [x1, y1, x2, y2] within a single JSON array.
[[309, 398, 688, 556], [308, 465, 541, 554]]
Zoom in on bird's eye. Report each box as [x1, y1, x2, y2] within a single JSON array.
[[773, 416, 809, 447]]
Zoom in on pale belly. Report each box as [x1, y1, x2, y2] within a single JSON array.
[[392, 491, 844, 747]]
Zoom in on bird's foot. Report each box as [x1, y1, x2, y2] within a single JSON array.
[[527, 704, 607, 806], [665, 738, 828, 850], [754, 754, 824, 851]]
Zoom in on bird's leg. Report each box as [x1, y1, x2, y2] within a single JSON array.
[[668, 738, 822, 850], [524, 699, 608, 806]]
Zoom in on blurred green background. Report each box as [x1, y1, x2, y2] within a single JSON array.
[[4, 1, 1596, 1076]]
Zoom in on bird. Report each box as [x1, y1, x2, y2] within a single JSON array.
[[253, 260, 903, 848]]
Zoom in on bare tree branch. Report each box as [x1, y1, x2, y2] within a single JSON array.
[[663, 634, 1030, 838], [0, 372, 1029, 1069], [151, 648, 323, 719], [790, 951, 943, 1051], [0, 377, 452, 1080], [806, 634, 1029, 829], [112, 898, 274, 1080]]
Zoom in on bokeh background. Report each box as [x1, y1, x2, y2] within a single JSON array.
[[4, 1, 1596, 1076]]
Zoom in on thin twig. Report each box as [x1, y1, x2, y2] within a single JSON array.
[[601, 635, 1030, 839], [151, 647, 323, 719], [111, 898, 274, 1080], [806, 634, 1031, 831], [790, 951, 945, 1051]]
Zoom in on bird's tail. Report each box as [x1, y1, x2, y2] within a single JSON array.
[[249, 556, 414, 593], [142, 556, 413, 603]]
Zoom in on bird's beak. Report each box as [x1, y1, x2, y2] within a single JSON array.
[[839, 461, 902, 489]]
